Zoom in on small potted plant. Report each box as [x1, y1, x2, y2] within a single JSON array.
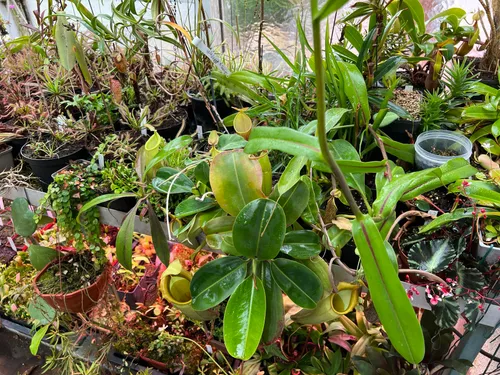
[[10, 197, 110, 313]]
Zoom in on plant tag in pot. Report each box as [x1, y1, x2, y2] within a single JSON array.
[[97, 154, 104, 169], [192, 37, 230, 75], [404, 85, 413, 92], [197, 125, 203, 140], [7, 237, 16, 251]]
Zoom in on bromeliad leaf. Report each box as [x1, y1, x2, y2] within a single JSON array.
[[271, 258, 323, 309], [407, 239, 457, 273], [210, 150, 265, 216], [280, 230, 322, 259], [233, 199, 286, 259], [190, 256, 247, 311], [223, 276, 266, 360], [153, 167, 194, 194]]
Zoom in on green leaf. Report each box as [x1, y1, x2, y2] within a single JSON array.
[[344, 25, 363, 51], [144, 135, 192, 177], [470, 82, 499, 96], [152, 167, 194, 194], [30, 324, 50, 356], [55, 15, 76, 71], [73, 38, 91, 85], [191, 256, 247, 310], [299, 108, 350, 135], [336, 61, 370, 123], [116, 201, 141, 270], [11, 198, 37, 237], [449, 179, 500, 205], [174, 197, 218, 218], [428, 8, 466, 24], [245, 127, 323, 162], [28, 245, 59, 271], [329, 139, 366, 195], [271, 258, 323, 309], [277, 155, 307, 194], [326, 225, 352, 252], [379, 135, 415, 163], [148, 202, 170, 266], [301, 176, 321, 225], [271, 180, 310, 226], [407, 239, 457, 273], [403, 0, 425, 34], [223, 276, 266, 360], [202, 216, 235, 235], [28, 297, 56, 325], [462, 105, 498, 121], [434, 297, 460, 329], [456, 263, 485, 293], [210, 150, 265, 216], [77, 193, 137, 223], [261, 263, 284, 344], [419, 208, 500, 233], [280, 230, 321, 259], [233, 199, 286, 259], [194, 161, 210, 185], [217, 134, 248, 150], [314, 0, 350, 21], [374, 57, 406, 83], [352, 215, 424, 364], [356, 28, 377, 71]]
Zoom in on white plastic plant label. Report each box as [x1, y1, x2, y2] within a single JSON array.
[[197, 125, 203, 140], [192, 37, 230, 75], [7, 237, 16, 251], [98, 154, 104, 169], [404, 85, 414, 92]]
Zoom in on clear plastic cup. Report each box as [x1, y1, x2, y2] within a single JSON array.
[[414, 130, 472, 169]]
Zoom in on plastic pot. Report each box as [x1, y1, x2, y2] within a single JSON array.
[[6, 137, 27, 159], [187, 92, 234, 132], [21, 143, 89, 189], [477, 232, 500, 266], [415, 130, 472, 169], [382, 119, 421, 144], [0, 145, 14, 172], [33, 256, 111, 314]]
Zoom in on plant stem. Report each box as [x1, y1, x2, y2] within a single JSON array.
[[399, 269, 448, 287], [311, 14, 362, 220]]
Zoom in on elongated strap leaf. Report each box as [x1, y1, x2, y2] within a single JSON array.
[[116, 201, 142, 270], [271, 180, 310, 226], [420, 208, 500, 233], [352, 215, 424, 364], [148, 202, 170, 266], [449, 180, 500, 205], [379, 135, 415, 163], [77, 193, 137, 223], [261, 263, 284, 344], [223, 276, 266, 360]]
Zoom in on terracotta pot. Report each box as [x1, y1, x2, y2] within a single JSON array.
[[33, 256, 111, 313]]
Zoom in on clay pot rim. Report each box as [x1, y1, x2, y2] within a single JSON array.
[[33, 253, 111, 299]]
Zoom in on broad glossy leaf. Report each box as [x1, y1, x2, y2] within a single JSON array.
[[223, 277, 266, 360], [202, 216, 235, 235], [326, 225, 352, 253], [55, 15, 76, 71], [261, 263, 284, 344], [407, 239, 457, 273], [148, 202, 170, 266], [329, 139, 366, 195], [300, 176, 320, 225], [271, 258, 322, 309], [116, 201, 141, 270], [11, 198, 37, 237], [299, 108, 350, 135], [271, 180, 310, 226], [217, 134, 248, 151], [280, 230, 321, 259], [191, 256, 247, 310], [456, 263, 485, 293], [352, 215, 424, 364], [314, 0, 350, 21], [210, 150, 265, 216], [428, 8, 466, 24], [233, 199, 286, 259], [277, 155, 307, 194], [28, 245, 59, 271], [153, 167, 194, 194], [194, 161, 210, 185], [403, 0, 425, 33], [344, 25, 363, 51], [174, 196, 218, 218]]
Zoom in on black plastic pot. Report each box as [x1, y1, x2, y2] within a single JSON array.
[[21, 143, 89, 189], [6, 138, 27, 159], [382, 119, 421, 144], [187, 93, 234, 133], [0, 145, 14, 172]]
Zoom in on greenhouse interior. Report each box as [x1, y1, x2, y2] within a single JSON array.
[[0, 0, 499, 374]]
